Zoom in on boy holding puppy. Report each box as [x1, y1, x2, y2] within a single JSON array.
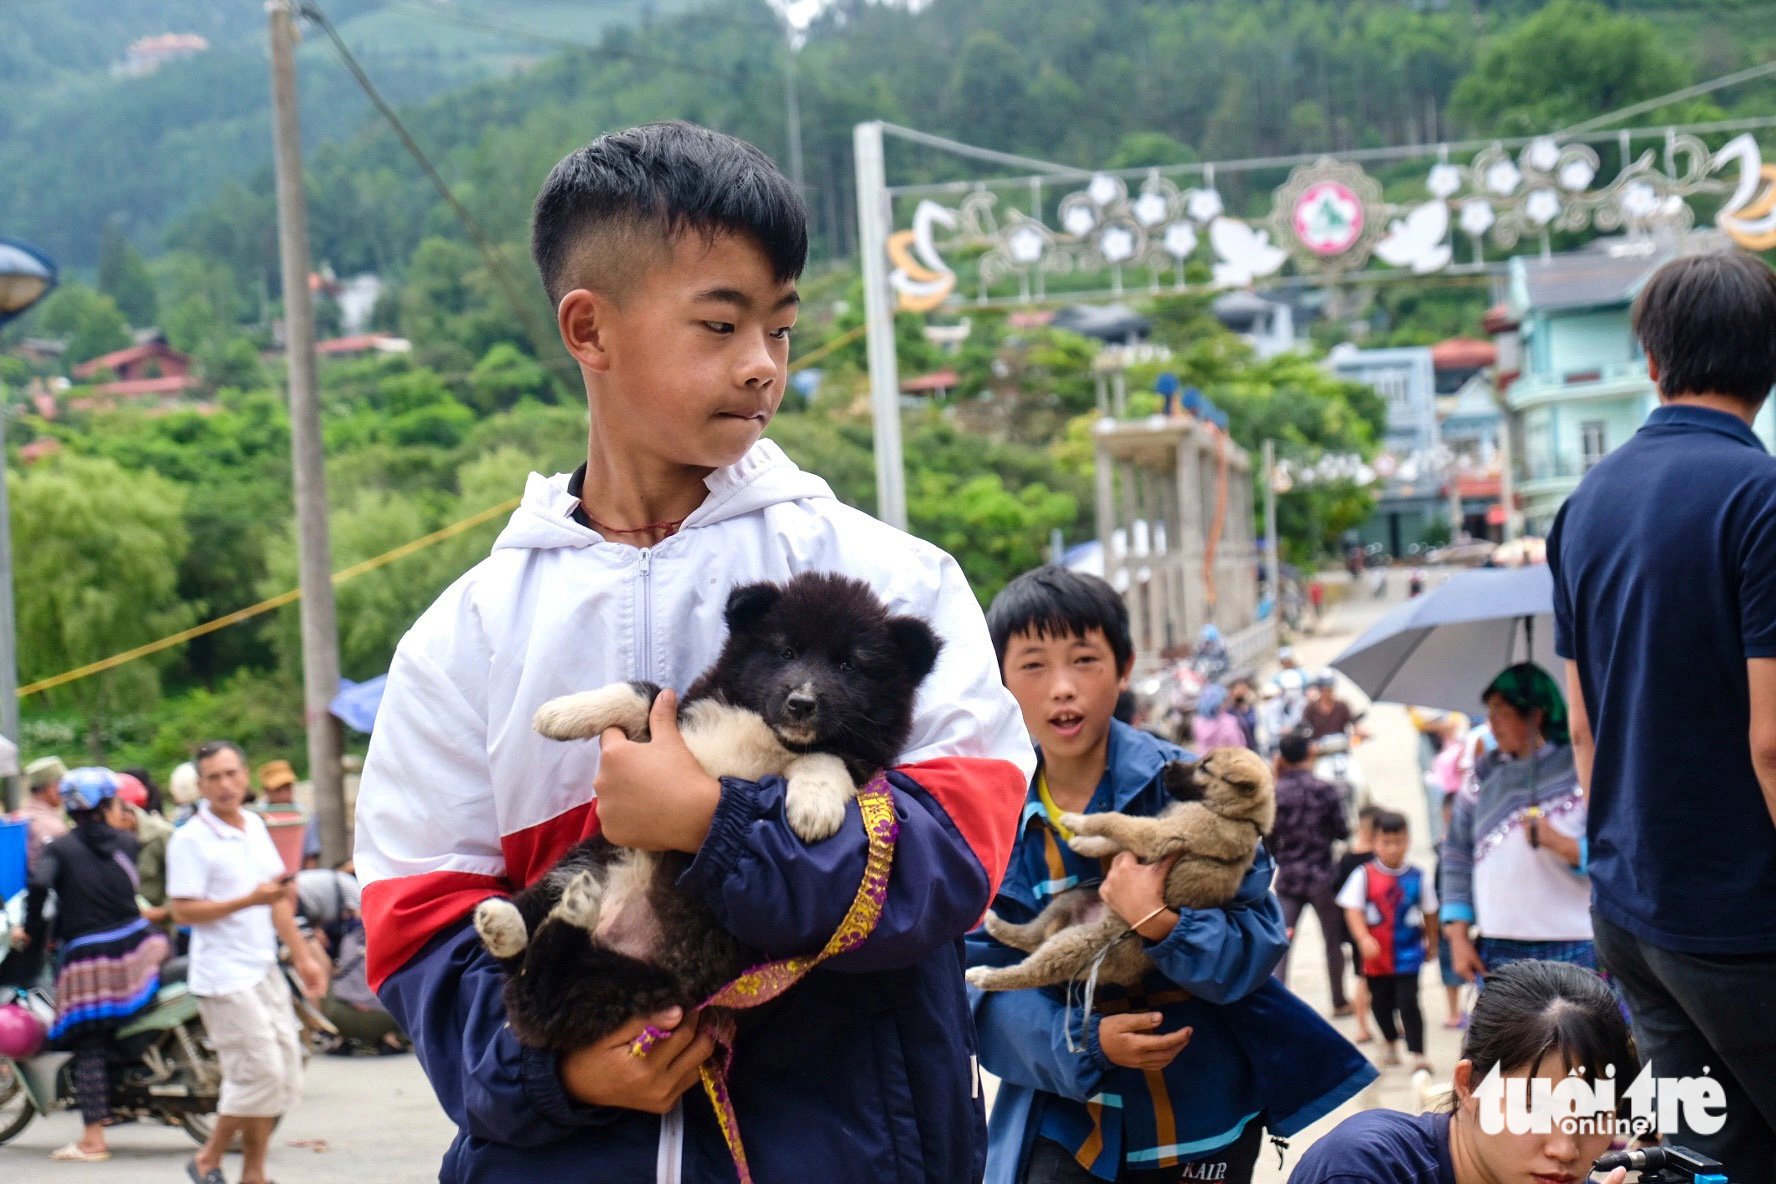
[[969, 567, 1373, 1184], [355, 122, 1034, 1182]]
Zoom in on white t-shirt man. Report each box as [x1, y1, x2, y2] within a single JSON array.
[[166, 802, 285, 997]]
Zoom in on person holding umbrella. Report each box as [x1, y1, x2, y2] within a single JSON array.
[[1438, 664, 1596, 987]]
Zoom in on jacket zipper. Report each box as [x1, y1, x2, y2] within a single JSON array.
[[637, 547, 653, 682]]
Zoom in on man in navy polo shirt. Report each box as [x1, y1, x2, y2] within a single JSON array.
[[1549, 250, 1776, 1181]]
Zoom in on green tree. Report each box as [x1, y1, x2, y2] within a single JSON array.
[[97, 219, 158, 328], [908, 471, 1076, 606], [33, 283, 131, 367], [12, 455, 194, 754], [1450, 0, 1694, 136], [469, 343, 560, 414]]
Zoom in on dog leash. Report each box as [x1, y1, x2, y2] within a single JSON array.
[[629, 771, 900, 1183]]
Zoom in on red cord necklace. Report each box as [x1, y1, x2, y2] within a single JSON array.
[[583, 511, 687, 539]]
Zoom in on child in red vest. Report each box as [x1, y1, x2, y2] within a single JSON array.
[[1337, 810, 1437, 1073]]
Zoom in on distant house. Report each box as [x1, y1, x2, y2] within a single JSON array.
[[72, 342, 193, 385], [118, 34, 209, 78], [899, 369, 959, 401], [19, 439, 62, 465], [315, 333, 413, 359], [1212, 290, 1301, 359]]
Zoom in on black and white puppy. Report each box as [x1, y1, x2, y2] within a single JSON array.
[[473, 572, 942, 1051]]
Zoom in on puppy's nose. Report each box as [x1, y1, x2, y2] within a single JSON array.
[[784, 691, 816, 720]]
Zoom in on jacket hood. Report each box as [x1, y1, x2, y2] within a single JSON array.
[[490, 438, 835, 554]]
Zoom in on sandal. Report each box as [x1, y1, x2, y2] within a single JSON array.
[[1442, 1016, 1467, 1030], [50, 1143, 111, 1162], [187, 1157, 226, 1184]]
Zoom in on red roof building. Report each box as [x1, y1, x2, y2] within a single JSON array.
[[71, 342, 192, 383]]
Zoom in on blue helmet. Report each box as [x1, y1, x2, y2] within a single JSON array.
[[60, 767, 120, 813]]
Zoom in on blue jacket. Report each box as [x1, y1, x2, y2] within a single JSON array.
[[968, 721, 1377, 1183], [381, 769, 1018, 1183]]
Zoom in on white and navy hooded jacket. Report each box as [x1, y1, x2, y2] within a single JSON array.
[[355, 440, 1035, 1183]]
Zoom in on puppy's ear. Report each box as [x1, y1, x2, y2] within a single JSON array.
[[725, 582, 782, 632], [888, 616, 942, 682]]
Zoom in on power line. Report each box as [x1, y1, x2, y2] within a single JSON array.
[[1555, 58, 1776, 136], [299, 1, 560, 361]]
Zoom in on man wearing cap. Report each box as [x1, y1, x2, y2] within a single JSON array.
[[168, 740, 328, 1184], [19, 755, 68, 876], [253, 758, 321, 872]]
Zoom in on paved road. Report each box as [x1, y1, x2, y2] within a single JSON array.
[[2, 570, 1468, 1182]]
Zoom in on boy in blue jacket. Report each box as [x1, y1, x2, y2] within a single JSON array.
[[969, 567, 1376, 1184], [355, 123, 1035, 1182]]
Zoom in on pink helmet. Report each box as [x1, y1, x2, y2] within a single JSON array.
[[0, 1001, 46, 1060]]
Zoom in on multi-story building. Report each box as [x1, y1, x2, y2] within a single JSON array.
[[1501, 235, 1776, 534], [1328, 344, 1444, 556]]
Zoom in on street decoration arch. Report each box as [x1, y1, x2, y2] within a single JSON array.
[[884, 127, 1776, 311]]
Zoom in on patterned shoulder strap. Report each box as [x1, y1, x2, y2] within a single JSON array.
[[630, 772, 900, 1184]]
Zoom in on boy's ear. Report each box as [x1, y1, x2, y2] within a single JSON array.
[[725, 582, 782, 632], [558, 288, 614, 372], [887, 616, 942, 682]]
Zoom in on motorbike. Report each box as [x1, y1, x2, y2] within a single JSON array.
[[0, 973, 221, 1146], [1312, 732, 1372, 831]]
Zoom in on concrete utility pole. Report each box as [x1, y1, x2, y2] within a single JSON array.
[[853, 121, 907, 530], [1261, 439, 1281, 610], [268, 0, 348, 866]]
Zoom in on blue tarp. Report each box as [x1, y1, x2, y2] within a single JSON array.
[[330, 675, 388, 735]]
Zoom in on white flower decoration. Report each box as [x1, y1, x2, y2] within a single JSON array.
[[1427, 163, 1463, 200], [1062, 205, 1097, 237], [1088, 173, 1121, 207], [1459, 200, 1495, 238], [1557, 159, 1596, 192], [1621, 181, 1659, 220], [1485, 160, 1522, 196], [1186, 188, 1224, 223], [1162, 221, 1198, 259], [1099, 226, 1137, 264], [1133, 192, 1169, 226], [1524, 138, 1561, 173], [1525, 188, 1561, 226], [1007, 225, 1045, 265]]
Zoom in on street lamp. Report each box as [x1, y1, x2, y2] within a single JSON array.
[[0, 239, 57, 327], [0, 237, 57, 809]]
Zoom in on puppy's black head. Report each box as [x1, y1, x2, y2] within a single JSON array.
[[702, 573, 942, 776]]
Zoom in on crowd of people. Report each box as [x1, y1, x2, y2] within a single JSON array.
[[5, 124, 1773, 1184], [2, 743, 404, 1179]]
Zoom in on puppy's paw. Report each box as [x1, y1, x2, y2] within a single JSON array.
[[786, 782, 850, 844], [474, 898, 529, 959], [965, 965, 1008, 991], [784, 756, 855, 843], [981, 910, 1013, 941], [1066, 834, 1121, 859], [533, 684, 652, 741], [552, 870, 604, 931]]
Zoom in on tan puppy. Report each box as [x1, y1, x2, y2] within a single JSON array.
[[966, 747, 1275, 992]]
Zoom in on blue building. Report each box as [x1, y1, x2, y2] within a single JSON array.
[[1328, 344, 1445, 556], [1502, 236, 1776, 534]]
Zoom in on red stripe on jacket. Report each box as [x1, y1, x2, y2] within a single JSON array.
[[366, 758, 1023, 990], [899, 755, 1027, 902]]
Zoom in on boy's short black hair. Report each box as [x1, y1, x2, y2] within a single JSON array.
[[1631, 251, 1776, 406], [1372, 810, 1409, 836], [1356, 804, 1384, 827], [531, 120, 808, 307], [987, 566, 1133, 672], [1277, 730, 1313, 765]]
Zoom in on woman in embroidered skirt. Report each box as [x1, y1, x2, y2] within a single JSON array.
[[21, 767, 171, 1162], [1438, 664, 1602, 988]]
